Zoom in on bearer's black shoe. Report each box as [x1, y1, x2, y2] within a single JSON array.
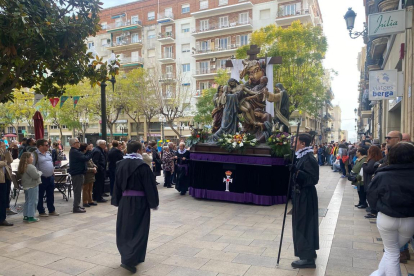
[[291, 259, 316, 269], [97, 198, 108, 203], [102, 193, 109, 197], [120, 263, 137, 274]]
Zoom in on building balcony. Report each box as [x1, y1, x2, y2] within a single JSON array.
[[158, 53, 175, 63], [120, 56, 144, 67], [157, 32, 175, 43], [378, 0, 399, 12], [106, 20, 142, 33], [158, 73, 176, 83], [157, 12, 174, 24], [370, 37, 388, 59], [107, 37, 143, 51], [193, 67, 230, 80], [361, 110, 372, 119], [192, 18, 253, 38], [275, 8, 318, 27], [191, 1, 253, 18], [192, 44, 239, 58]]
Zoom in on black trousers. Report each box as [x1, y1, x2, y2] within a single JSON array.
[[357, 187, 367, 206], [0, 180, 10, 222], [6, 180, 11, 209], [93, 172, 105, 201], [164, 171, 172, 187]]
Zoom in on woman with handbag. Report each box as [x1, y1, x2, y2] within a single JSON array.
[[362, 146, 383, 219], [350, 147, 367, 208]]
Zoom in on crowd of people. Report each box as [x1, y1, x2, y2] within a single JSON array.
[[314, 132, 414, 275], [0, 138, 191, 227]]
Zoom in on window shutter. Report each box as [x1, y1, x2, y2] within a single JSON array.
[[296, 2, 301, 13], [196, 62, 200, 74], [227, 37, 230, 50], [215, 38, 219, 50], [247, 34, 251, 43], [236, 35, 240, 47], [207, 40, 211, 51]]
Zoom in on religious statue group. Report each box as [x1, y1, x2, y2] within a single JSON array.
[[211, 58, 290, 143]]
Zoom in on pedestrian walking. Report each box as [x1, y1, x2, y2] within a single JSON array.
[[367, 142, 414, 276], [18, 153, 42, 223], [111, 141, 159, 274], [290, 133, 319, 268], [34, 139, 59, 217], [161, 146, 174, 188], [68, 138, 93, 213]]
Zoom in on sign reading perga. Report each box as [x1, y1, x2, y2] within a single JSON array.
[[368, 10, 406, 38], [369, 70, 398, 100]]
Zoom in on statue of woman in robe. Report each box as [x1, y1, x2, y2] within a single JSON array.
[[212, 85, 225, 133]]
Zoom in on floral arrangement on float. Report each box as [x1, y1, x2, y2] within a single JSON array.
[[217, 133, 257, 152], [185, 122, 210, 147], [267, 130, 292, 157]]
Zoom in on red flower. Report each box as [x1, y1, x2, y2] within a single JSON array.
[[196, 135, 200, 138]]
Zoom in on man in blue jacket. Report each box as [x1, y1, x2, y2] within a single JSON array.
[[68, 138, 93, 213]]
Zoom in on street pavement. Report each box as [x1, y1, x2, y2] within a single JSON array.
[[0, 165, 413, 276]]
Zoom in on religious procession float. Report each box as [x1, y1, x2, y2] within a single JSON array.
[[187, 46, 293, 206]]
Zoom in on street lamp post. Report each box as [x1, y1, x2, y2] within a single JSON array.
[[159, 116, 166, 142], [80, 118, 89, 143], [344, 8, 367, 39], [179, 122, 185, 137]]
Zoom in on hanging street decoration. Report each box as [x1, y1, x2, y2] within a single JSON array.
[[60, 96, 69, 108], [49, 97, 59, 107], [73, 96, 80, 108]]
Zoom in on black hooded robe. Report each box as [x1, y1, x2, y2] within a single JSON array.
[[292, 152, 319, 260], [111, 158, 159, 267]]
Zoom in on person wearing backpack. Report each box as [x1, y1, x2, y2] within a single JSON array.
[[18, 152, 42, 223]]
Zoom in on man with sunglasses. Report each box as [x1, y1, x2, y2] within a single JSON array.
[[34, 139, 59, 217]]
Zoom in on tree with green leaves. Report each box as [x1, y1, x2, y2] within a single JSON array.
[[0, 0, 102, 102], [194, 69, 230, 125], [236, 21, 328, 116], [0, 90, 35, 134]]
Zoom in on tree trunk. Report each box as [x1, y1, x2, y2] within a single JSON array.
[[168, 121, 181, 138], [59, 126, 63, 142]]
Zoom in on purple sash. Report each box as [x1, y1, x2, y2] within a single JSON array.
[[122, 190, 145, 197]]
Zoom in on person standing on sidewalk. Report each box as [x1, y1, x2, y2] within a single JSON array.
[[92, 140, 108, 203], [80, 143, 97, 208], [351, 147, 368, 209], [68, 139, 93, 213], [368, 142, 414, 276], [0, 141, 13, 226], [112, 141, 159, 273], [18, 152, 42, 223], [108, 140, 124, 196], [338, 143, 349, 178], [290, 133, 319, 269], [34, 139, 59, 217]]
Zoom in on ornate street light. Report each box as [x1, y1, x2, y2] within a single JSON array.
[[354, 108, 357, 115], [344, 8, 367, 39]]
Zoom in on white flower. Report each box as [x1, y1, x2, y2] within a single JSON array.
[[283, 142, 287, 145], [252, 139, 257, 143], [239, 142, 244, 147], [232, 142, 237, 148]]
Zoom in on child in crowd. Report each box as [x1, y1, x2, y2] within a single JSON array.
[[18, 152, 43, 223]]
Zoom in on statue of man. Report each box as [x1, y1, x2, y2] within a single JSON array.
[[253, 108, 273, 143], [264, 83, 290, 132], [239, 76, 268, 126]]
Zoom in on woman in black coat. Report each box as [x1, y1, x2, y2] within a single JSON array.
[[362, 145, 383, 219], [175, 142, 190, 195], [149, 141, 161, 184], [367, 142, 414, 276]]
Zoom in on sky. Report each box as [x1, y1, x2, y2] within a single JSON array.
[[100, 0, 365, 142]]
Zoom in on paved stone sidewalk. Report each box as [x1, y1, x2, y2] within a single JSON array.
[[0, 166, 413, 276]]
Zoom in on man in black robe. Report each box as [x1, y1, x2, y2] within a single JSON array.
[[290, 133, 319, 268], [111, 141, 159, 274]]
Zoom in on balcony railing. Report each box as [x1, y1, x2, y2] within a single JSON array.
[[121, 56, 144, 65], [195, 66, 228, 75], [161, 52, 174, 59], [106, 20, 142, 31], [194, 44, 239, 54], [158, 32, 174, 39], [276, 8, 312, 18], [111, 37, 142, 47], [192, 17, 252, 34], [158, 12, 174, 21]]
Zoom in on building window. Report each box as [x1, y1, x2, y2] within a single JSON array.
[[181, 23, 190, 33], [131, 51, 139, 62], [115, 18, 123, 27], [200, 0, 208, 10], [182, 43, 190, 53], [116, 36, 123, 45], [283, 4, 296, 16], [87, 42, 94, 49], [200, 19, 209, 31], [200, 61, 209, 74], [148, 11, 155, 21], [182, 4, 190, 13], [101, 22, 107, 30], [199, 81, 210, 90], [239, 12, 248, 24], [17, 126, 26, 134], [131, 15, 139, 24], [148, 49, 155, 57], [260, 9, 270, 20], [182, 64, 190, 72], [101, 39, 110, 47], [165, 7, 173, 18], [131, 33, 140, 43], [219, 16, 228, 28], [164, 46, 173, 58], [240, 35, 248, 46], [219, 59, 227, 69], [219, 0, 228, 5], [219, 37, 228, 49], [148, 30, 156, 39]]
